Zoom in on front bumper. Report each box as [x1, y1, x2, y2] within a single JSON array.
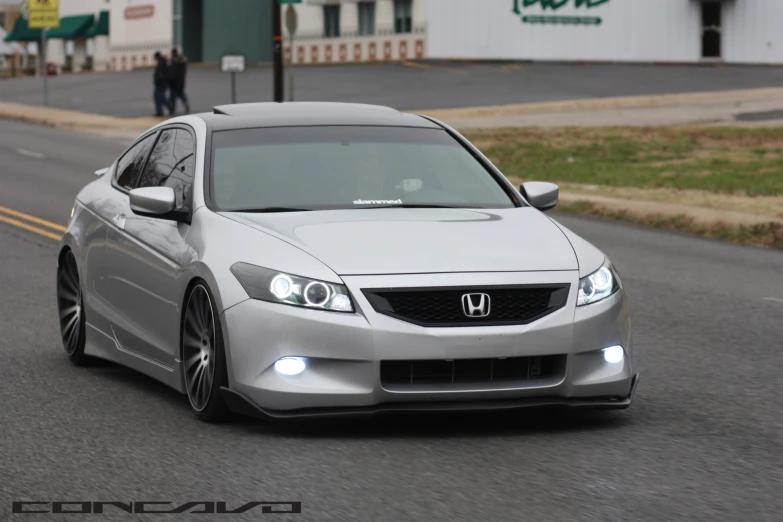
[[220, 374, 640, 420], [220, 271, 637, 418]]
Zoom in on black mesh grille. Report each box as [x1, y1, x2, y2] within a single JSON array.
[[381, 355, 565, 386], [363, 284, 570, 327]]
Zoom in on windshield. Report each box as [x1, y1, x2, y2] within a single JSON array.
[[209, 126, 517, 211]]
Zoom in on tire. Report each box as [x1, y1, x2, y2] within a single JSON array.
[[181, 282, 231, 422], [57, 250, 90, 366]]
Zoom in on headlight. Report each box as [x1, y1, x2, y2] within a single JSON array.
[[577, 259, 621, 306], [230, 262, 354, 312]]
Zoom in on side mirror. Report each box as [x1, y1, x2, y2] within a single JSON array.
[[130, 187, 176, 218], [520, 182, 559, 212], [95, 167, 109, 177]]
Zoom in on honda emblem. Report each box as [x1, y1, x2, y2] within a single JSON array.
[[462, 293, 491, 318]]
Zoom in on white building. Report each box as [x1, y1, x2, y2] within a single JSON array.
[[283, 0, 428, 65], [426, 0, 783, 65], [9, 0, 783, 75], [109, 0, 172, 71]]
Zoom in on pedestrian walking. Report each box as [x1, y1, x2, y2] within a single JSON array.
[[153, 51, 173, 117], [169, 49, 190, 114]]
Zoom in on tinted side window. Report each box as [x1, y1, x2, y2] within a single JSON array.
[[115, 134, 154, 190], [138, 128, 196, 210]]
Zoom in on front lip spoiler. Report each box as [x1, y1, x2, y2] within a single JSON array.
[[220, 373, 640, 421]]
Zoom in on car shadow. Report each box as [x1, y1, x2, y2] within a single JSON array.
[[228, 406, 633, 439]]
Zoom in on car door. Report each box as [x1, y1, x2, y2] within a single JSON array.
[[104, 127, 198, 367], [91, 131, 157, 306]]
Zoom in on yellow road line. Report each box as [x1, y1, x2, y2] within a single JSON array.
[[401, 60, 432, 69], [0, 214, 63, 241], [401, 60, 467, 74], [501, 63, 524, 71], [0, 205, 67, 232]]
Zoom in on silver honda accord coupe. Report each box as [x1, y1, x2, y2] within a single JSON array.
[[57, 102, 639, 421]]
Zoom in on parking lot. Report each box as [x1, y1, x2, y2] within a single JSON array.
[[3, 61, 783, 117]]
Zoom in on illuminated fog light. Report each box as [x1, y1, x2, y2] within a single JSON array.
[[270, 274, 293, 299], [274, 357, 306, 376], [603, 346, 624, 364]]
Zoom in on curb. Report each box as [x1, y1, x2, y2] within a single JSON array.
[[0, 101, 161, 131]]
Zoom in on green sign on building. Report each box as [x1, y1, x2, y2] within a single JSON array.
[[512, 0, 609, 25]]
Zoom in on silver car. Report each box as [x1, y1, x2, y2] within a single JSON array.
[[57, 102, 639, 421]]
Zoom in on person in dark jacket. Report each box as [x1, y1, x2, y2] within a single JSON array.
[[153, 51, 173, 117], [169, 49, 190, 114]]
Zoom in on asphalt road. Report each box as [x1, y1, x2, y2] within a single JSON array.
[[1, 119, 782, 521], [3, 61, 783, 117]]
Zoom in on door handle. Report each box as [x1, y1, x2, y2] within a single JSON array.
[[111, 214, 126, 230]]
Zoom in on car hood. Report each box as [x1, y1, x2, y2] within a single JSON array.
[[221, 208, 578, 275]]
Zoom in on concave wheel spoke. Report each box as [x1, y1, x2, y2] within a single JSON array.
[[189, 364, 204, 397], [192, 292, 206, 329], [184, 352, 202, 373], [182, 330, 202, 351], [183, 286, 217, 412], [57, 253, 84, 356], [204, 359, 214, 392], [59, 304, 79, 321], [184, 311, 200, 337], [62, 311, 79, 336], [64, 262, 79, 293], [199, 368, 209, 404]]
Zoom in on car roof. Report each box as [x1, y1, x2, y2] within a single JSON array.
[[195, 102, 442, 131]]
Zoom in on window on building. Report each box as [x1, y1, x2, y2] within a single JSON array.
[[358, 2, 375, 36], [394, 0, 412, 34], [323, 5, 340, 38]]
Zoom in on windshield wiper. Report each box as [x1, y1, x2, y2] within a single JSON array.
[[229, 207, 313, 213]]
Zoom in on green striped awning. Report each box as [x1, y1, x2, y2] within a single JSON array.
[[3, 18, 41, 43], [46, 14, 95, 39], [86, 11, 109, 37]]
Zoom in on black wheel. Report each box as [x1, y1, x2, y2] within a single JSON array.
[[57, 250, 89, 365], [182, 283, 230, 422]]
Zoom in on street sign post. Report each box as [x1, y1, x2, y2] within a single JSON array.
[[285, 4, 298, 101], [28, 0, 60, 107], [28, 0, 60, 28], [221, 54, 246, 104]]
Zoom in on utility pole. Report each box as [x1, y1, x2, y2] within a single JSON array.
[[272, 1, 283, 102], [42, 28, 48, 106]]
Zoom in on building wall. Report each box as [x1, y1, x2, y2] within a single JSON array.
[[723, 0, 783, 64], [427, 0, 783, 65], [201, 0, 272, 63], [283, 0, 427, 65], [427, 0, 701, 63], [110, 0, 173, 71]]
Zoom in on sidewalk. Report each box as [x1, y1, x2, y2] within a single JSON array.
[[0, 101, 158, 131]]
